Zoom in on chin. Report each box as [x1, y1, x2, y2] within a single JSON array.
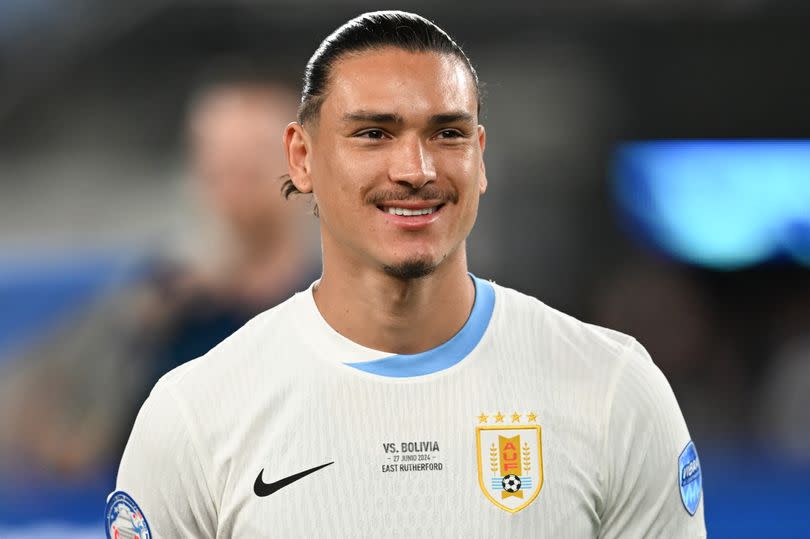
[[381, 257, 437, 280]]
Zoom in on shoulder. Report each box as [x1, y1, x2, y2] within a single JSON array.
[[490, 280, 641, 369], [155, 289, 308, 401], [123, 290, 311, 480]]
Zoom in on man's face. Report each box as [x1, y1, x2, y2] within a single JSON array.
[[298, 48, 487, 278], [190, 87, 293, 231]]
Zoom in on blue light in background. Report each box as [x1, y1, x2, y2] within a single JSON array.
[[611, 140, 810, 269]]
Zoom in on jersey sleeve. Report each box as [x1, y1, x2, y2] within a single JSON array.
[[111, 378, 217, 538], [598, 339, 706, 538]]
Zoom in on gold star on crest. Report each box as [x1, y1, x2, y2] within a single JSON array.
[[527, 411, 537, 423], [478, 413, 489, 424], [494, 411, 505, 423], [511, 412, 521, 422]]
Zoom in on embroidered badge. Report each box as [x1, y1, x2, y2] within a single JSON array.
[[678, 440, 702, 516], [105, 490, 152, 539], [476, 411, 544, 513]]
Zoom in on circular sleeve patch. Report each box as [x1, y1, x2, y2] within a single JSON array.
[[105, 490, 152, 539]]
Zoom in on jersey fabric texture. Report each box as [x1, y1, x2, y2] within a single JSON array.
[[113, 276, 706, 538]]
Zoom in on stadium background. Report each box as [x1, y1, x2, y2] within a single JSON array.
[[1, 1, 809, 536]]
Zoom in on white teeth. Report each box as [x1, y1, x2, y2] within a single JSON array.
[[386, 206, 437, 216]]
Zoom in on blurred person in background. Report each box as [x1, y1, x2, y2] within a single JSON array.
[[139, 62, 318, 394], [0, 61, 317, 479]]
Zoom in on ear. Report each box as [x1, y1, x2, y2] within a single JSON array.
[[283, 122, 313, 194], [477, 124, 488, 194]]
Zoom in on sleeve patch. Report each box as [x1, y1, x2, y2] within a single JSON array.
[[105, 490, 152, 539], [678, 440, 703, 516]]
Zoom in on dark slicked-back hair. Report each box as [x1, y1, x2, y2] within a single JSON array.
[[298, 10, 481, 126], [282, 10, 482, 202]]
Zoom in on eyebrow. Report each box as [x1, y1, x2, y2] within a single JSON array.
[[428, 112, 475, 126], [341, 110, 475, 126], [342, 111, 404, 124]]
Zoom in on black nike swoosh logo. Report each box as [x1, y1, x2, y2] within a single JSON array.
[[253, 462, 334, 497]]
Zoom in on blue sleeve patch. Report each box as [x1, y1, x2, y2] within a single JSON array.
[[678, 440, 703, 515], [105, 490, 152, 539]]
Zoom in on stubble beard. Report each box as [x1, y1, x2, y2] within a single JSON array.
[[381, 257, 437, 280]]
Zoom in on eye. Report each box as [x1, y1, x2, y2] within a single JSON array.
[[356, 129, 387, 140], [436, 129, 465, 139]]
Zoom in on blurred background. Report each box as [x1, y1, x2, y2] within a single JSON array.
[[1, 0, 809, 537]]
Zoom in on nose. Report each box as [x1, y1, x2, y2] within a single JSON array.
[[388, 135, 437, 189]]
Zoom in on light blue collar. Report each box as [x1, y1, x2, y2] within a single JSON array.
[[343, 274, 495, 377]]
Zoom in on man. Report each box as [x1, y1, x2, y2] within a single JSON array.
[[108, 11, 706, 538]]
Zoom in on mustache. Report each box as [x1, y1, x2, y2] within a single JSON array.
[[365, 186, 458, 206]]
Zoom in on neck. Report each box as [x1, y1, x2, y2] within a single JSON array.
[[313, 244, 475, 354]]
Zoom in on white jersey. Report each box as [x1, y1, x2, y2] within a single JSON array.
[[110, 276, 706, 538]]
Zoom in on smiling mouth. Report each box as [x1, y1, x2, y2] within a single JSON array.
[[378, 204, 444, 216]]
